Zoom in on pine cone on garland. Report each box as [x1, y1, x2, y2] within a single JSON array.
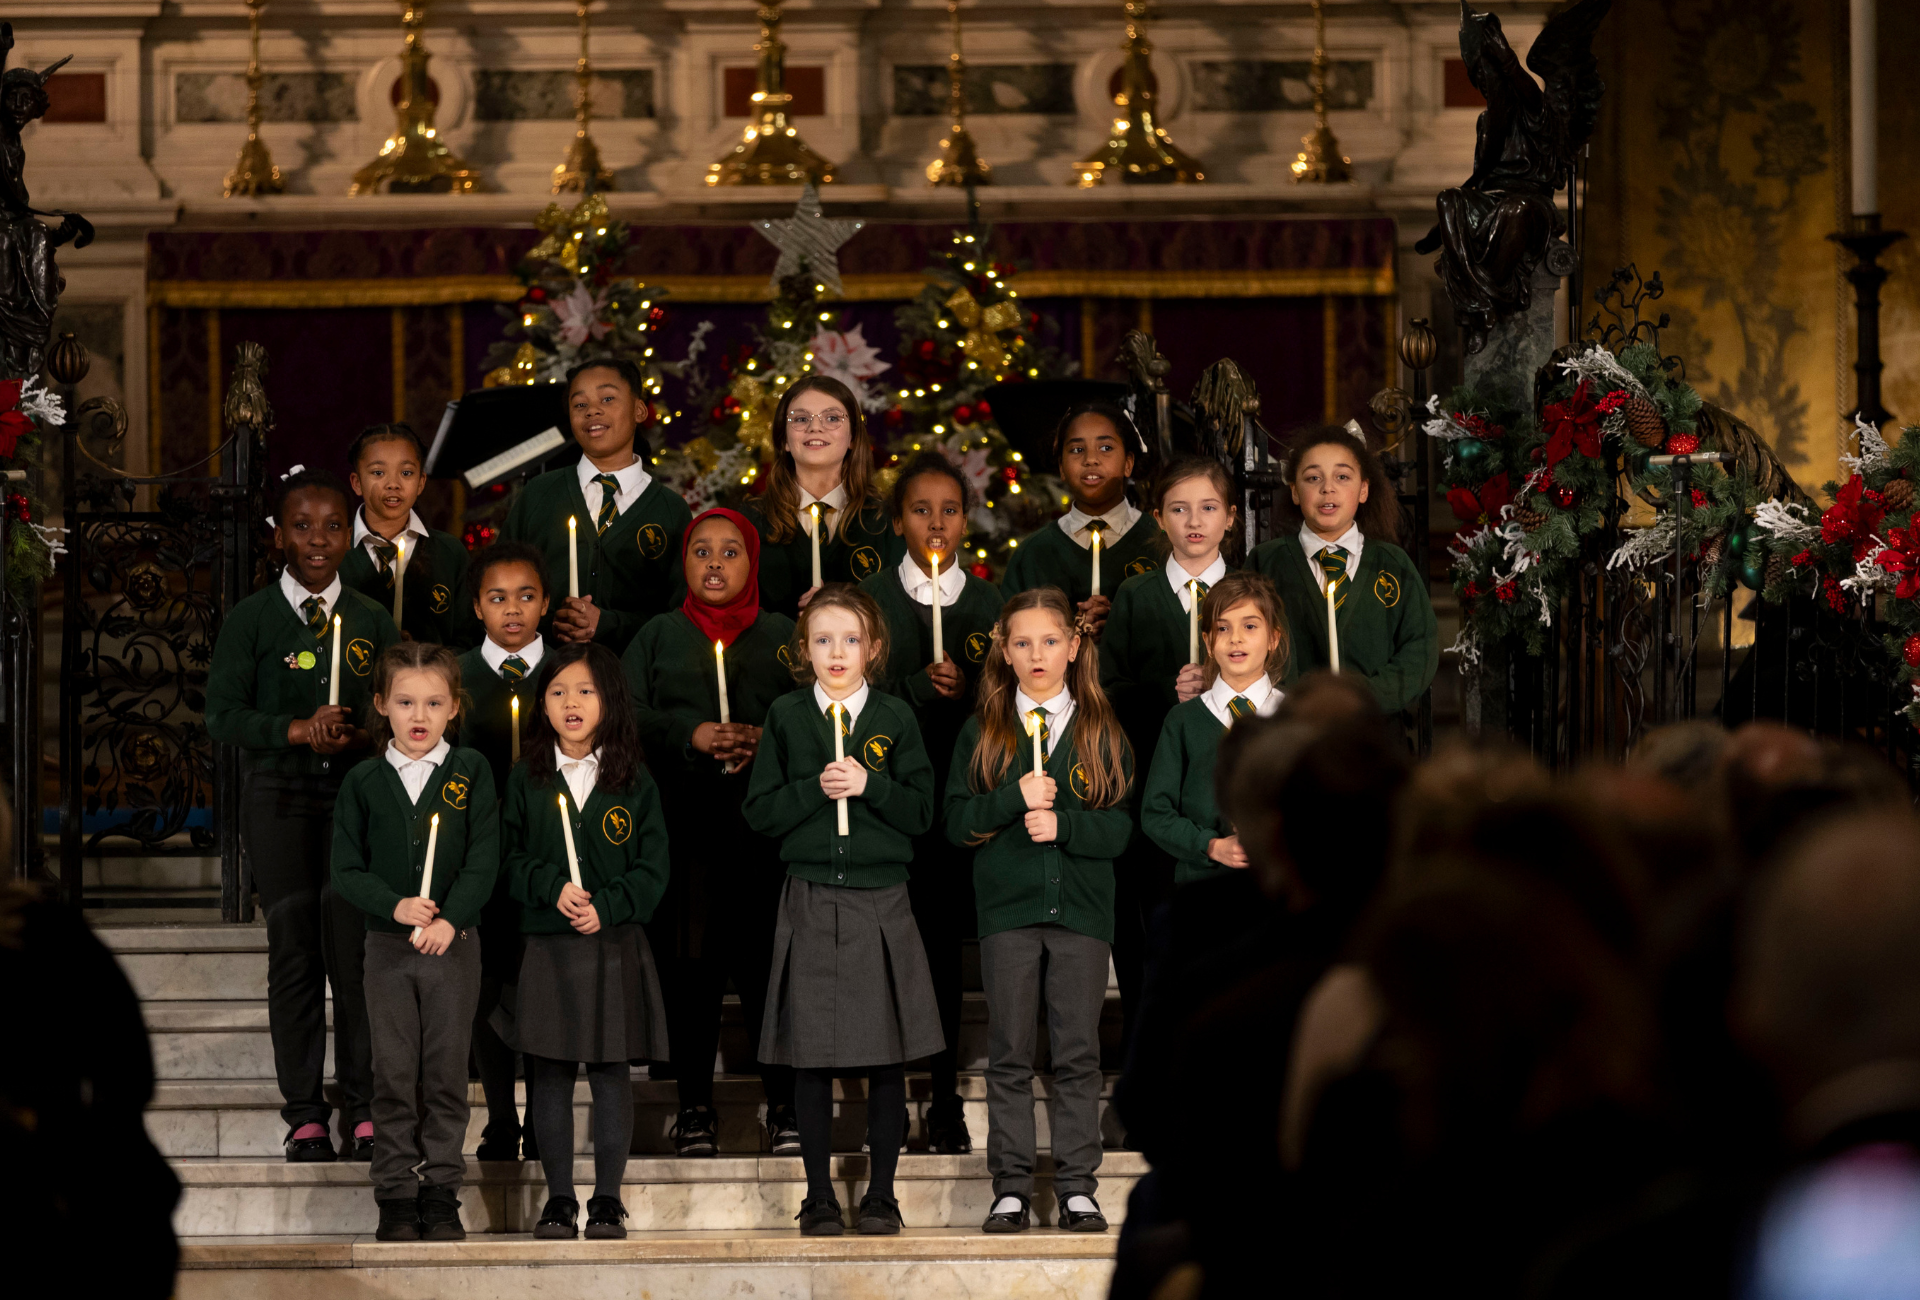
[[1623, 395, 1667, 447], [1883, 477, 1915, 513], [1766, 551, 1790, 592], [1515, 504, 1548, 532], [1701, 534, 1725, 570]]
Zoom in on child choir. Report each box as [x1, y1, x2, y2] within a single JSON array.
[[210, 359, 1438, 1240]]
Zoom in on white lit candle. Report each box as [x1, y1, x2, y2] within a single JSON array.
[[328, 614, 342, 706], [567, 516, 580, 599], [1026, 710, 1043, 775], [930, 551, 944, 664], [715, 640, 731, 724], [410, 812, 441, 942], [510, 695, 520, 762], [1325, 576, 1340, 673], [809, 504, 824, 589], [832, 701, 850, 836], [391, 536, 406, 632], [1188, 579, 1201, 665], [1853, 0, 1878, 215], [1089, 528, 1102, 597], [558, 792, 583, 889]]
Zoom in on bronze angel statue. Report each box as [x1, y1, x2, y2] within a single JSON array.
[[0, 22, 92, 377], [1416, 0, 1610, 355]]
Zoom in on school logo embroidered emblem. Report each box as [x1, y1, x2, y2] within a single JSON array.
[[603, 806, 632, 844], [864, 735, 892, 771], [776, 644, 796, 672], [1124, 559, 1156, 578], [430, 584, 451, 615], [347, 638, 375, 676], [850, 546, 882, 580], [442, 777, 469, 810], [964, 632, 989, 663], [1070, 763, 1092, 801], [1373, 572, 1401, 608], [638, 524, 668, 559]]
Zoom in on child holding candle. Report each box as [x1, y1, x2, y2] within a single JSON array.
[[454, 540, 552, 1160], [744, 376, 904, 620], [999, 402, 1161, 641], [340, 423, 474, 648], [331, 642, 498, 1241], [623, 508, 800, 1158], [742, 585, 941, 1235], [944, 587, 1133, 1234], [501, 642, 670, 1239], [502, 359, 690, 654], [1248, 426, 1437, 713], [1140, 572, 1288, 884], [207, 469, 399, 1164], [860, 452, 1002, 1153]]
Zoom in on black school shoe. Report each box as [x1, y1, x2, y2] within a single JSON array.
[[584, 1195, 629, 1240], [765, 1104, 802, 1156], [475, 1122, 522, 1162], [670, 1105, 719, 1158], [926, 1095, 972, 1155], [982, 1194, 1031, 1234], [348, 1133, 375, 1162], [534, 1195, 580, 1239], [856, 1193, 902, 1235], [796, 1196, 845, 1236], [1058, 1195, 1108, 1232], [375, 1197, 422, 1241], [417, 1185, 466, 1241], [284, 1130, 337, 1163]]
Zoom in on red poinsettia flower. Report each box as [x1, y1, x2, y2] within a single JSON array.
[[1875, 512, 1920, 599], [1821, 474, 1888, 561], [1446, 472, 1512, 528], [1542, 379, 1604, 468]]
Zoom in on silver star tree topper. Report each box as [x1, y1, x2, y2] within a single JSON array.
[[753, 181, 865, 298]]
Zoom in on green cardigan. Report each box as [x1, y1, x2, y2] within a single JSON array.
[[745, 499, 905, 620], [741, 687, 935, 888], [331, 745, 500, 933], [999, 510, 1163, 606], [454, 643, 539, 795], [502, 762, 670, 934], [1100, 564, 1233, 783], [339, 523, 476, 649], [1249, 536, 1438, 715], [860, 566, 1003, 803], [205, 582, 400, 777], [1141, 697, 1244, 885], [502, 465, 691, 653], [623, 608, 798, 779], [942, 715, 1134, 943]]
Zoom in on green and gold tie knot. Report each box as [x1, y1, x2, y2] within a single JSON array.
[[1317, 547, 1349, 610], [1027, 707, 1051, 753], [825, 703, 853, 738], [301, 595, 327, 639], [1227, 695, 1256, 721], [592, 474, 621, 534], [369, 539, 398, 579], [501, 655, 529, 682], [1190, 578, 1210, 606]]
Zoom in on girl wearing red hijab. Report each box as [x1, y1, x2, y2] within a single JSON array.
[[623, 507, 800, 1157]]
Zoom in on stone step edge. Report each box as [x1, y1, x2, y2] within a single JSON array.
[[170, 1151, 1150, 1186], [178, 1229, 1117, 1270], [100, 925, 268, 953]]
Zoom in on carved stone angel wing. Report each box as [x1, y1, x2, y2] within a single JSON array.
[[1524, 0, 1612, 172]]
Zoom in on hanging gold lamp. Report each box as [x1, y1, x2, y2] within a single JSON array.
[[706, 0, 835, 186], [553, 1, 614, 194], [1290, 0, 1352, 183], [1073, 0, 1204, 187], [350, 0, 479, 195], [926, 0, 990, 187], [224, 0, 284, 197]]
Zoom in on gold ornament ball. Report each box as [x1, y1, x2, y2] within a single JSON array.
[[48, 331, 91, 387], [1398, 318, 1437, 373]]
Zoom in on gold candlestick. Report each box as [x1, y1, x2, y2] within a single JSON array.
[[1290, 0, 1351, 184], [553, 1, 614, 194], [350, 0, 479, 195], [707, 0, 835, 186], [224, 0, 284, 197], [1073, 1, 1204, 187], [926, 0, 990, 187]]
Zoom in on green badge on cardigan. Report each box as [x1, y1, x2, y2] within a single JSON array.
[[295, 650, 316, 670], [850, 546, 882, 580], [964, 632, 989, 663], [603, 806, 633, 844], [864, 734, 892, 771], [347, 639, 375, 675], [638, 524, 669, 559], [1373, 572, 1402, 608], [430, 583, 451, 614]]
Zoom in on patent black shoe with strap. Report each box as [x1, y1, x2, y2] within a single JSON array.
[[856, 1192, 902, 1235], [417, 1185, 466, 1241], [981, 1193, 1031, 1234], [670, 1105, 719, 1158], [1058, 1194, 1108, 1232], [534, 1195, 580, 1240], [585, 1195, 629, 1240], [284, 1130, 337, 1163], [796, 1196, 845, 1236]]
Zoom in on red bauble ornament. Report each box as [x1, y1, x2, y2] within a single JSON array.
[[975, 399, 992, 418], [970, 563, 992, 580], [1530, 446, 1544, 465], [527, 287, 547, 303], [1666, 433, 1702, 455], [1905, 635, 1920, 669], [884, 406, 907, 428], [1553, 484, 1577, 509], [917, 340, 937, 360], [953, 404, 975, 425], [1002, 465, 1018, 483]]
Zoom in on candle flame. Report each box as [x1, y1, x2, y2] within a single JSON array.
[[715, 639, 725, 656], [333, 614, 341, 628], [1023, 713, 1038, 737], [558, 793, 568, 811], [430, 812, 439, 827], [568, 516, 577, 532]]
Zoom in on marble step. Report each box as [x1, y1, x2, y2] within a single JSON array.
[[171, 1150, 1145, 1238], [85, 855, 222, 890], [148, 1073, 1126, 1161], [176, 1230, 1118, 1299]]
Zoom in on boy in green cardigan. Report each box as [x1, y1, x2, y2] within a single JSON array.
[[331, 643, 498, 1242], [502, 359, 690, 654], [340, 423, 475, 648], [206, 469, 399, 1164], [1248, 427, 1437, 714]]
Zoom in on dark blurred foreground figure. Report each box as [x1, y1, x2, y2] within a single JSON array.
[[0, 873, 179, 1292]]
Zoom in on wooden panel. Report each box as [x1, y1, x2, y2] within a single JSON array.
[[45, 72, 107, 123]]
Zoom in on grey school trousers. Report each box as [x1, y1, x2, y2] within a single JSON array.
[[978, 924, 1111, 1201], [364, 929, 483, 1202]]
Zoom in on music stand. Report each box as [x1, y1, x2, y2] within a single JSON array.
[[425, 384, 577, 489]]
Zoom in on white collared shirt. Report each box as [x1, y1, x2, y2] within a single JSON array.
[[1201, 674, 1283, 728], [898, 552, 966, 607], [813, 680, 870, 733], [387, 736, 451, 804], [1013, 687, 1075, 758], [1298, 520, 1365, 583], [1058, 500, 1140, 551], [798, 482, 850, 535], [481, 635, 545, 678], [555, 745, 601, 810], [576, 455, 651, 523], [1165, 554, 1230, 612], [352, 508, 427, 566], [280, 569, 343, 625]]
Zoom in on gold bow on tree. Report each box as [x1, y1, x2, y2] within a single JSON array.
[[944, 286, 1021, 371], [729, 371, 776, 454], [527, 192, 612, 274], [483, 341, 541, 388]]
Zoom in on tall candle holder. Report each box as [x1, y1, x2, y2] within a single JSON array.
[[1073, 0, 1204, 187], [926, 0, 990, 188], [350, 0, 479, 195], [706, 0, 835, 186], [223, 0, 284, 197], [553, 1, 614, 194], [1290, 0, 1350, 183]]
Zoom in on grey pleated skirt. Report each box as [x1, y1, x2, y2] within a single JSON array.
[[760, 875, 946, 1069], [493, 922, 669, 1065]]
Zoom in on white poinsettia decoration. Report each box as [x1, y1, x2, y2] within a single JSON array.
[[807, 325, 891, 410], [551, 284, 613, 348]]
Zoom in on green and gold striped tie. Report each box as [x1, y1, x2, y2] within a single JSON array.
[[592, 473, 621, 534], [1317, 547, 1349, 610], [1227, 695, 1255, 721], [301, 595, 327, 639], [369, 539, 398, 583], [501, 655, 529, 682]]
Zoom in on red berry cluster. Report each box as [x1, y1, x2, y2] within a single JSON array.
[[462, 523, 499, 552]]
